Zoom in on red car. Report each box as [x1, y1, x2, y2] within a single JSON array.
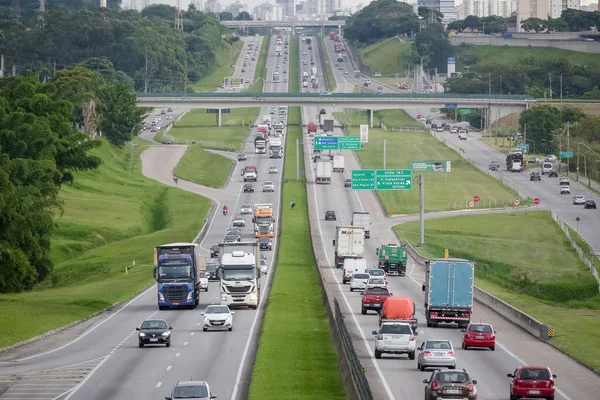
[[507, 366, 557, 400], [150, 127, 157, 132], [461, 323, 496, 351]]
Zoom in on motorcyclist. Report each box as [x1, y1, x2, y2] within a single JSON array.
[[223, 205, 228, 215]]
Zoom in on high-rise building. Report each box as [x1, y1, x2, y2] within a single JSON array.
[[488, 0, 515, 16], [276, 0, 295, 18], [226, 1, 246, 17], [325, 0, 335, 13], [419, 0, 441, 11], [204, 0, 220, 13], [253, 2, 283, 20], [463, 0, 489, 16], [549, 0, 580, 18], [516, 0, 548, 30], [440, 0, 457, 21]]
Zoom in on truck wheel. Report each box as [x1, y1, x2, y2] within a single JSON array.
[[408, 351, 415, 360], [159, 306, 165, 311], [139, 343, 144, 348], [374, 349, 382, 359], [349, 287, 353, 292]]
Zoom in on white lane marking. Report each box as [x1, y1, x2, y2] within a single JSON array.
[[175, 353, 181, 357], [166, 365, 172, 371], [183, 342, 188, 346], [156, 382, 162, 388], [190, 332, 195, 336], [303, 108, 396, 400], [17, 285, 156, 361], [63, 355, 111, 400]]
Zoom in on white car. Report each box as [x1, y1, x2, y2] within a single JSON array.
[[366, 277, 387, 289], [372, 322, 418, 360], [232, 215, 246, 227], [269, 166, 278, 174], [202, 305, 234, 332], [560, 186, 571, 195], [573, 195, 585, 205], [240, 204, 252, 214], [349, 273, 370, 292], [545, 154, 558, 162], [260, 256, 268, 275], [417, 339, 457, 370], [198, 271, 209, 292], [367, 268, 387, 283], [262, 181, 275, 192]]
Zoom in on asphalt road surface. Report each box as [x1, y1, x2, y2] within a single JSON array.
[[303, 36, 600, 400], [0, 35, 289, 400]]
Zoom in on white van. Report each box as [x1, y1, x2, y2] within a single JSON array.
[[458, 130, 467, 140], [542, 162, 553, 175], [342, 258, 368, 284]]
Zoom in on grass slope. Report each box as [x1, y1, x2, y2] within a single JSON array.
[[173, 146, 233, 188], [0, 139, 211, 349], [335, 110, 520, 214], [246, 36, 269, 93], [319, 35, 337, 92], [394, 211, 600, 371], [191, 39, 244, 92], [248, 109, 345, 400], [358, 38, 412, 77]]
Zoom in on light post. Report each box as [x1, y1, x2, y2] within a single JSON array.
[[548, 72, 553, 99], [560, 73, 563, 103], [573, 152, 586, 182]]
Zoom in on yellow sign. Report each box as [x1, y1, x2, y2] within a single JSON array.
[[153, 248, 158, 266], [444, 249, 449, 258], [388, 205, 393, 214]]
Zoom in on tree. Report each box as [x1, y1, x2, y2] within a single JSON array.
[[97, 81, 145, 147], [418, 6, 443, 23], [519, 106, 563, 153], [237, 11, 252, 20], [521, 17, 546, 32], [460, 51, 481, 67], [219, 12, 233, 21], [561, 107, 584, 124], [343, 0, 419, 43], [582, 87, 600, 100], [413, 23, 453, 72]]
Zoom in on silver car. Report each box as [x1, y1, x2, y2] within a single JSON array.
[[349, 273, 370, 292], [260, 256, 268, 275], [262, 181, 275, 192], [417, 340, 456, 371], [240, 204, 252, 214], [366, 277, 387, 289], [198, 271, 209, 292], [269, 166, 278, 174], [232, 215, 246, 227]]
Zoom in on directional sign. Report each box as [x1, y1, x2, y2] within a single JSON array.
[[534, 198, 540, 205], [560, 151, 573, 159], [339, 136, 361, 150], [444, 103, 458, 109], [375, 169, 412, 190], [351, 170, 375, 190], [517, 143, 529, 152], [460, 109, 472, 115], [314, 136, 338, 150], [409, 161, 451, 173]]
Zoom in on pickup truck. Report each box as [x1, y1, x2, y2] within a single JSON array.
[[362, 286, 392, 315]]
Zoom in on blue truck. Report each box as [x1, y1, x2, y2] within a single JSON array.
[[153, 242, 205, 310], [422, 258, 474, 328]]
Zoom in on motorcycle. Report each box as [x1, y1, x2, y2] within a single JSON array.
[[223, 209, 228, 216]]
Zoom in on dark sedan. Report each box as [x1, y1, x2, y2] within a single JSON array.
[[548, 169, 559, 177], [325, 210, 337, 221], [137, 319, 172, 348], [344, 179, 352, 188], [258, 237, 272, 251], [210, 245, 219, 258], [243, 184, 254, 193], [584, 200, 596, 209]]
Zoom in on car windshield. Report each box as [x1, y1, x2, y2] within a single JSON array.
[[264, 181, 273, 185], [173, 384, 208, 398], [469, 325, 492, 333], [365, 288, 388, 295], [369, 270, 384, 276], [437, 372, 469, 383], [380, 324, 412, 334], [326, 211, 335, 215], [520, 368, 550, 380], [353, 273, 369, 279], [141, 320, 167, 330], [205, 305, 230, 314], [425, 340, 451, 349], [242, 204, 251, 209], [259, 238, 270, 243]]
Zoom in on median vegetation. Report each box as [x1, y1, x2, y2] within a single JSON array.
[[289, 36, 300, 93], [0, 140, 211, 349], [319, 35, 337, 92], [395, 211, 600, 371], [246, 36, 270, 93], [248, 107, 345, 400]]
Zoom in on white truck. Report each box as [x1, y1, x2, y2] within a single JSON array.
[[269, 137, 283, 158], [311, 66, 317, 76], [351, 211, 371, 238], [218, 242, 261, 309], [302, 81, 308, 88], [276, 46, 282, 56], [316, 161, 332, 184], [333, 155, 345, 172], [333, 225, 365, 269], [319, 113, 327, 128]]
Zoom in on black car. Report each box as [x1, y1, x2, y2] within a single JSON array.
[[258, 237, 272, 251], [167, 107, 173, 112], [584, 200, 596, 209], [223, 234, 239, 243], [325, 210, 337, 221], [548, 169, 559, 177], [344, 179, 352, 188], [210, 245, 220, 258], [137, 319, 172, 348], [530, 171, 541, 181], [238, 153, 247, 161], [244, 184, 254, 193], [206, 260, 219, 280]]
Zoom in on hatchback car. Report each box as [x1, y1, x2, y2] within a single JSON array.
[[243, 184, 254, 193], [137, 319, 172, 348], [560, 186, 571, 195], [461, 323, 496, 350], [573, 195, 585, 205], [237, 153, 247, 161], [258, 237, 272, 251], [367, 268, 387, 282], [584, 199, 596, 209], [232, 215, 246, 227], [325, 210, 337, 221], [262, 181, 275, 192], [372, 322, 418, 360], [344, 179, 352, 188], [530, 171, 541, 181], [349, 273, 370, 292], [269, 166, 278, 174], [366, 277, 386, 289], [210, 245, 219, 258], [202, 305, 234, 332], [423, 369, 478, 400], [418, 340, 456, 371], [507, 366, 556, 400], [240, 204, 252, 214], [166, 380, 217, 400]]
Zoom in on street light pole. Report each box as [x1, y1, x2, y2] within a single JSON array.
[[560, 73, 563, 103], [548, 73, 553, 99]]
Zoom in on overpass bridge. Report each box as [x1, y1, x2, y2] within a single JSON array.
[[221, 20, 345, 34], [137, 92, 534, 127]]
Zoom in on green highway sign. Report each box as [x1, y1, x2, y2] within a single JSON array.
[[460, 109, 472, 115], [409, 161, 451, 173], [559, 151, 573, 159], [351, 169, 375, 190], [375, 169, 412, 190], [339, 136, 361, 150], [313, 136, 338, 150]]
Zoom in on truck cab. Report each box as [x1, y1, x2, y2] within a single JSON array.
[[218, 243, 261, 309]]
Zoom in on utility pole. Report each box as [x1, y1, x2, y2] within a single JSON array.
[[383, 139, 386, 170], [560, 73, 563, 102], [37, 0, 45, 27], [419, 175, 424, 246], [548, 73, 553, 99], [567, 123, 570, 177], [296, 139, 300, 181], [130, 142, 135, 172]]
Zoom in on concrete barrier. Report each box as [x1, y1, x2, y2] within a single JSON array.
[[400, 240, 552, 340]]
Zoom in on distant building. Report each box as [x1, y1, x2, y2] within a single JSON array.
[[549, 0, 580, 18], [516, 0, 548, 31], [419, 0, 441, 11], [440, 0, 457, 21], [226, 1, 246, 17], [253, 2, 283, 20], [488, 0, 515, 16], [204, 0, 220, 13], [463, 0, 490, 16], [276, 0, 295, 18]]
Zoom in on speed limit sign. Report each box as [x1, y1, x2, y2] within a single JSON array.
[[513, 199, 521, 206], [468, 201, 475, 208]]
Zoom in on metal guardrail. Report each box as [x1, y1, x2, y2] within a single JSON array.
[[334, 298, 374, 400]]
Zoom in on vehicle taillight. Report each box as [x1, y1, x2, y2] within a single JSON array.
[[431, 382, 438, 390], [549, 380, 554, 387], [364, 298, 370, 303], [377, 335, 383, 340], [490, 334, 495, 340], [468, 383, 474, 391], [409, 336, 415, 341], [423, 351, 431, 356], [447, 351, 455, 356]]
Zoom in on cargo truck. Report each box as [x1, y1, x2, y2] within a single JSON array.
[[422, 258, 474, 328], [153, 243, 205, 310], [319, 113, 327, 128], [315, 161, 332, 183], [334, 43, 341, 53], [311, 66, 317, 76], [376, 244, 407, 275], [306, 37, 312, 45], [218, 242, 261, 309], [506, 151, 524, 172], [333, 155, 345, 172], [333, 225, 365, 268], [351, 211, 370, 238], [269, 137, 283, 158], [254, 135, 267, 154], [329, 31, 335, 40], [253, 203, 275, 238], [323, 119, 334, 134]]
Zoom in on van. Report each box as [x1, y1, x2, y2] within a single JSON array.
[[458, 131, 467, 140], [542, 162, 553, 174], [342, 258, 368, 284]]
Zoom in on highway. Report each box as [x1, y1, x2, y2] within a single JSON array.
[[0, 36, 288, 400], [302, 35, 600, 400]]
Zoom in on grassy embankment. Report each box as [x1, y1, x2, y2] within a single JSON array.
[[246, 36, 269, 93], [0, 139, 211, 349], [319, 35, 337, 92], [357, 37, 412, 88], [191, 39, 244, 92], [289, 36, 299, 93], [394, 211, 600, 372], [334, 109, 523, 214], [248, 107, 345, 399]]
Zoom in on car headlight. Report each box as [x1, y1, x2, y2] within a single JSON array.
[[158, 293, 164, 301], [162, 331, 170, 337], [249, 293, 257, 301], [187, 292, 193, 301], [139, 332, 146, 337], [221, 295, 228, 302]]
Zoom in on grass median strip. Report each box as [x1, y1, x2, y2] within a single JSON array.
[[319, 35, 336, 92], [246, 36, 269, 93], [335, 110, 521, 214], [248, 108, 346, 400], [174, 146, 232, 188], [0, 139, 211, 349], [289, 36, 299, 93], [394, 211, 600, 372]]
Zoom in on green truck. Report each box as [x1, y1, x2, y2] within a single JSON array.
[[376, 244, 408, 276]]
